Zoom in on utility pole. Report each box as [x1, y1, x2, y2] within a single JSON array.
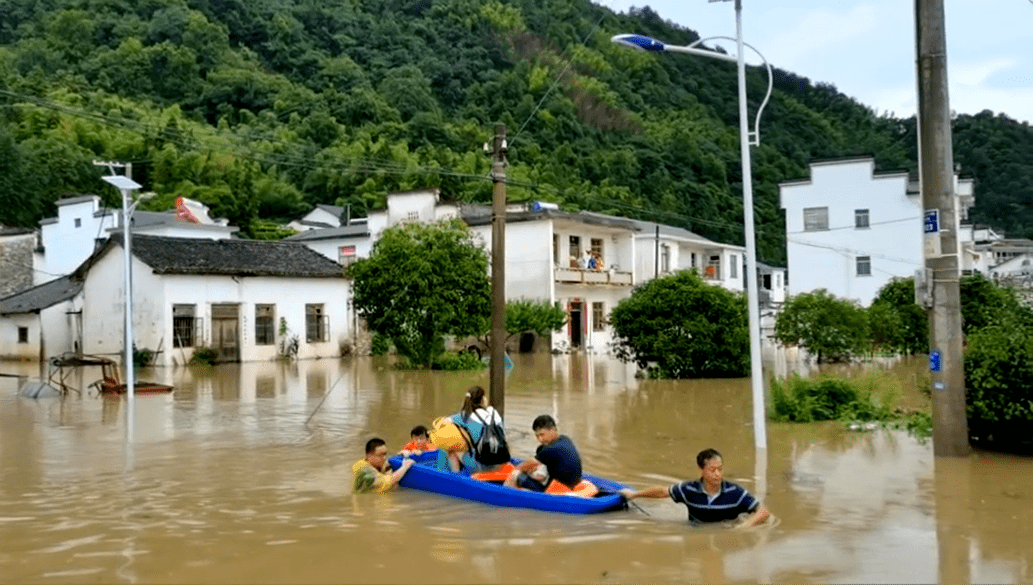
[[487, 125, 508, 417], [916, 0, 969, 456]]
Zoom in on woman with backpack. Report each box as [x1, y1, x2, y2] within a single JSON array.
[[432, 386, 508, 473]]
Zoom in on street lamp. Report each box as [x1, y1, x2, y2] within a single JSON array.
[[612, 1, 771, 451], [100, 173, 142, 437]]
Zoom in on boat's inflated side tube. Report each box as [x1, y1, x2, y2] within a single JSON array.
[[545, 479, 599, 498]]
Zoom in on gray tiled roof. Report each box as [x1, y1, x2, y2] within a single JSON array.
[[0, 276, 82, 314], [284, 223, 370, 241], [92, 235, 345, 278]]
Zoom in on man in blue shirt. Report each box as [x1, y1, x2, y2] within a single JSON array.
[[504, 414, 582, 491], [621, 448, 769, 528]]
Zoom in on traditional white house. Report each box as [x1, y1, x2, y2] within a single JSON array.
[[37, 195, 237, 285], [0, 276, 83, 361], [286, 204, 350, 232], [780, 157, 975, 306], [68, 235, 350, 366], [624, 218, 747, 292], [292, 189, 753, 353]]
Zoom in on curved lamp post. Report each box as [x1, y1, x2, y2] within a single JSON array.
[[100, 173, 142, 442], [612, 5, 771, 451]]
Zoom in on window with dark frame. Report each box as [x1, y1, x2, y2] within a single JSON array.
[[856, 256, 872, 276], [338, 246, 357, 268], [306, 304, 328, 342], [730, 254, 738, 279], [592, 302, 605, 331], [803, 207, 829, 231], [18, 327, 29, 343], [255, 304, 275, 346], [172, 304, 196, 348], [855, 208, 870, 229]]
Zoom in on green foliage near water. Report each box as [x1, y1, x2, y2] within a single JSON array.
[[348, 219, 491, 368], [770, 373, 899, 424], [2, 0, 1029, 262], [963, 318, 1033, 453], [609, 270, 748, 378], [774, 289, 869, 363], [189, 345, 218, 365]]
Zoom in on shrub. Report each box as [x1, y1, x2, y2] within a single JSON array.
[[770, 373, 898, 424], [370, 333, 390, 356], [774, 289, 869, 363], [394, 350, 486, 371], [189, 345, 218, 365], [964, 320, 1033, 452], [609, 271, 749, 378]]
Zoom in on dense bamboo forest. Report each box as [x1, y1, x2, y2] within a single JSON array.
[[1, 0, 1031, 265]]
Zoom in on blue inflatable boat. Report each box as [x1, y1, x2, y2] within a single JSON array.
[[388, 453, 629, 515]]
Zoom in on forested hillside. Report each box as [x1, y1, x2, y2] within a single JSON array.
[[1, 0, 1030, 264]]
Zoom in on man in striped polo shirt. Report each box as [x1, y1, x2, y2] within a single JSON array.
[[621, 448, 770, 528]]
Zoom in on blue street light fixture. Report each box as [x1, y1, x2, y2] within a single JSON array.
[[612, 3, 771, 451]]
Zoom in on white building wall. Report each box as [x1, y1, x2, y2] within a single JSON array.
[[0, 313, 39, 360], [79, 246, 350, 365], [468, 220, 553, 301], [39, 197, 115, 284], [782, 160, 917, 306]]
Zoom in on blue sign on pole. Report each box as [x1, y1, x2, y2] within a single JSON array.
[[924, 210, 939, 234], [930, 350, 941, 372]]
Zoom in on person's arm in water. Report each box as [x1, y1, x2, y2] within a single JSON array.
[[737, 504, 769, 529], [619, 485, 669, 500]]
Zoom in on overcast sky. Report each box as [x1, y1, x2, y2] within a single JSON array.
[[597, 0, 1033, 123]]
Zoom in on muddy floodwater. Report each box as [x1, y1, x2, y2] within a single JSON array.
[[2, 353, 1032, 583]]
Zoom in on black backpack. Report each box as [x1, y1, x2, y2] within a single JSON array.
[[471, 409, 510, 465]]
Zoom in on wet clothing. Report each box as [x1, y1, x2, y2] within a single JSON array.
[[668, 479, 759, 524], [352, 459, 391, 494], [535, 435, 582, 489]]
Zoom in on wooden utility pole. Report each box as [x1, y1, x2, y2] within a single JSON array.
[[488, 124, 508, 417], [916, 0, 969, 456]]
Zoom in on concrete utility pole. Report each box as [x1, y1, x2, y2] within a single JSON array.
[[488, 124, 508, 418], [915, 0, 969, 456]]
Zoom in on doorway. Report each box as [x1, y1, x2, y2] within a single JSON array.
[[211, 304, 240, 362], [569, 302, 583, 348]]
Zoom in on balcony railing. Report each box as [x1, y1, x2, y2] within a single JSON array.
[[555, 267, 633, 285]]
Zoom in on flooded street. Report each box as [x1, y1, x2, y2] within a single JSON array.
[[2, 354, 1032, 583]]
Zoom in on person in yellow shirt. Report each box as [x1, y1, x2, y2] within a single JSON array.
[[352, 437, 414, 494]]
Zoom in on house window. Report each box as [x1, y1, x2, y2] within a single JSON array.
[[18, 327, 29, 343], [306, 304, 328, 342], [255, 304, 275, 346], [569, 236, 581, 266], [803, 207, 829, 231], [172, 304, 198, 348], [691, 252, 697, 269], [590, 238, 603, 257], [855, 209, 870, 229], [553, 233, 560, 265], [729, 254, 738, 279], [762, 273, 772, 290], [660, 244, 670, 273], [406, 211, 419, 222], [856, 256, 872, 276], [338, 245, 357, 268], [591, 302, 606, 331], [74, 218, 82, 228]]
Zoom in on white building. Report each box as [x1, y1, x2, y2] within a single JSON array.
[[286, 204, 350, 232], [6, 235, 351, 366], [0, 276, 83, 361], [780, 157, 975, 306], [292, 189, 751, 353], [37, 195, 237, 285]]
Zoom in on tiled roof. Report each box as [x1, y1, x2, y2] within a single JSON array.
[[284, 223, 370, 241], [92, 235, 345, 278], [0, 276, 82, 314]]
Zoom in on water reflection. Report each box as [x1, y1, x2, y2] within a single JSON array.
[[1, 354, 1031, 583]]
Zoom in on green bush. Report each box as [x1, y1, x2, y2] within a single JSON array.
[[774, 290, 869, 363], [189, 346, 219, 366], [770, 373, 898, 423], [370, 333, 391, 356], [393, 350, 486, 371], [964, 321, 1033, 452]]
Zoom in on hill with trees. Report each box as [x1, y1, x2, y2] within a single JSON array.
[[1, 0, 1031, 265]]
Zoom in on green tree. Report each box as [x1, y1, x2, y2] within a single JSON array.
[[347, 219, 491, 368], [476, 298, 567, 349], [964, 317, 1033, 453], [609, 271, 749, 378], [774, 289, 869, 363], [960, 272, 1033, 335], [870, 277, 928, 354]]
